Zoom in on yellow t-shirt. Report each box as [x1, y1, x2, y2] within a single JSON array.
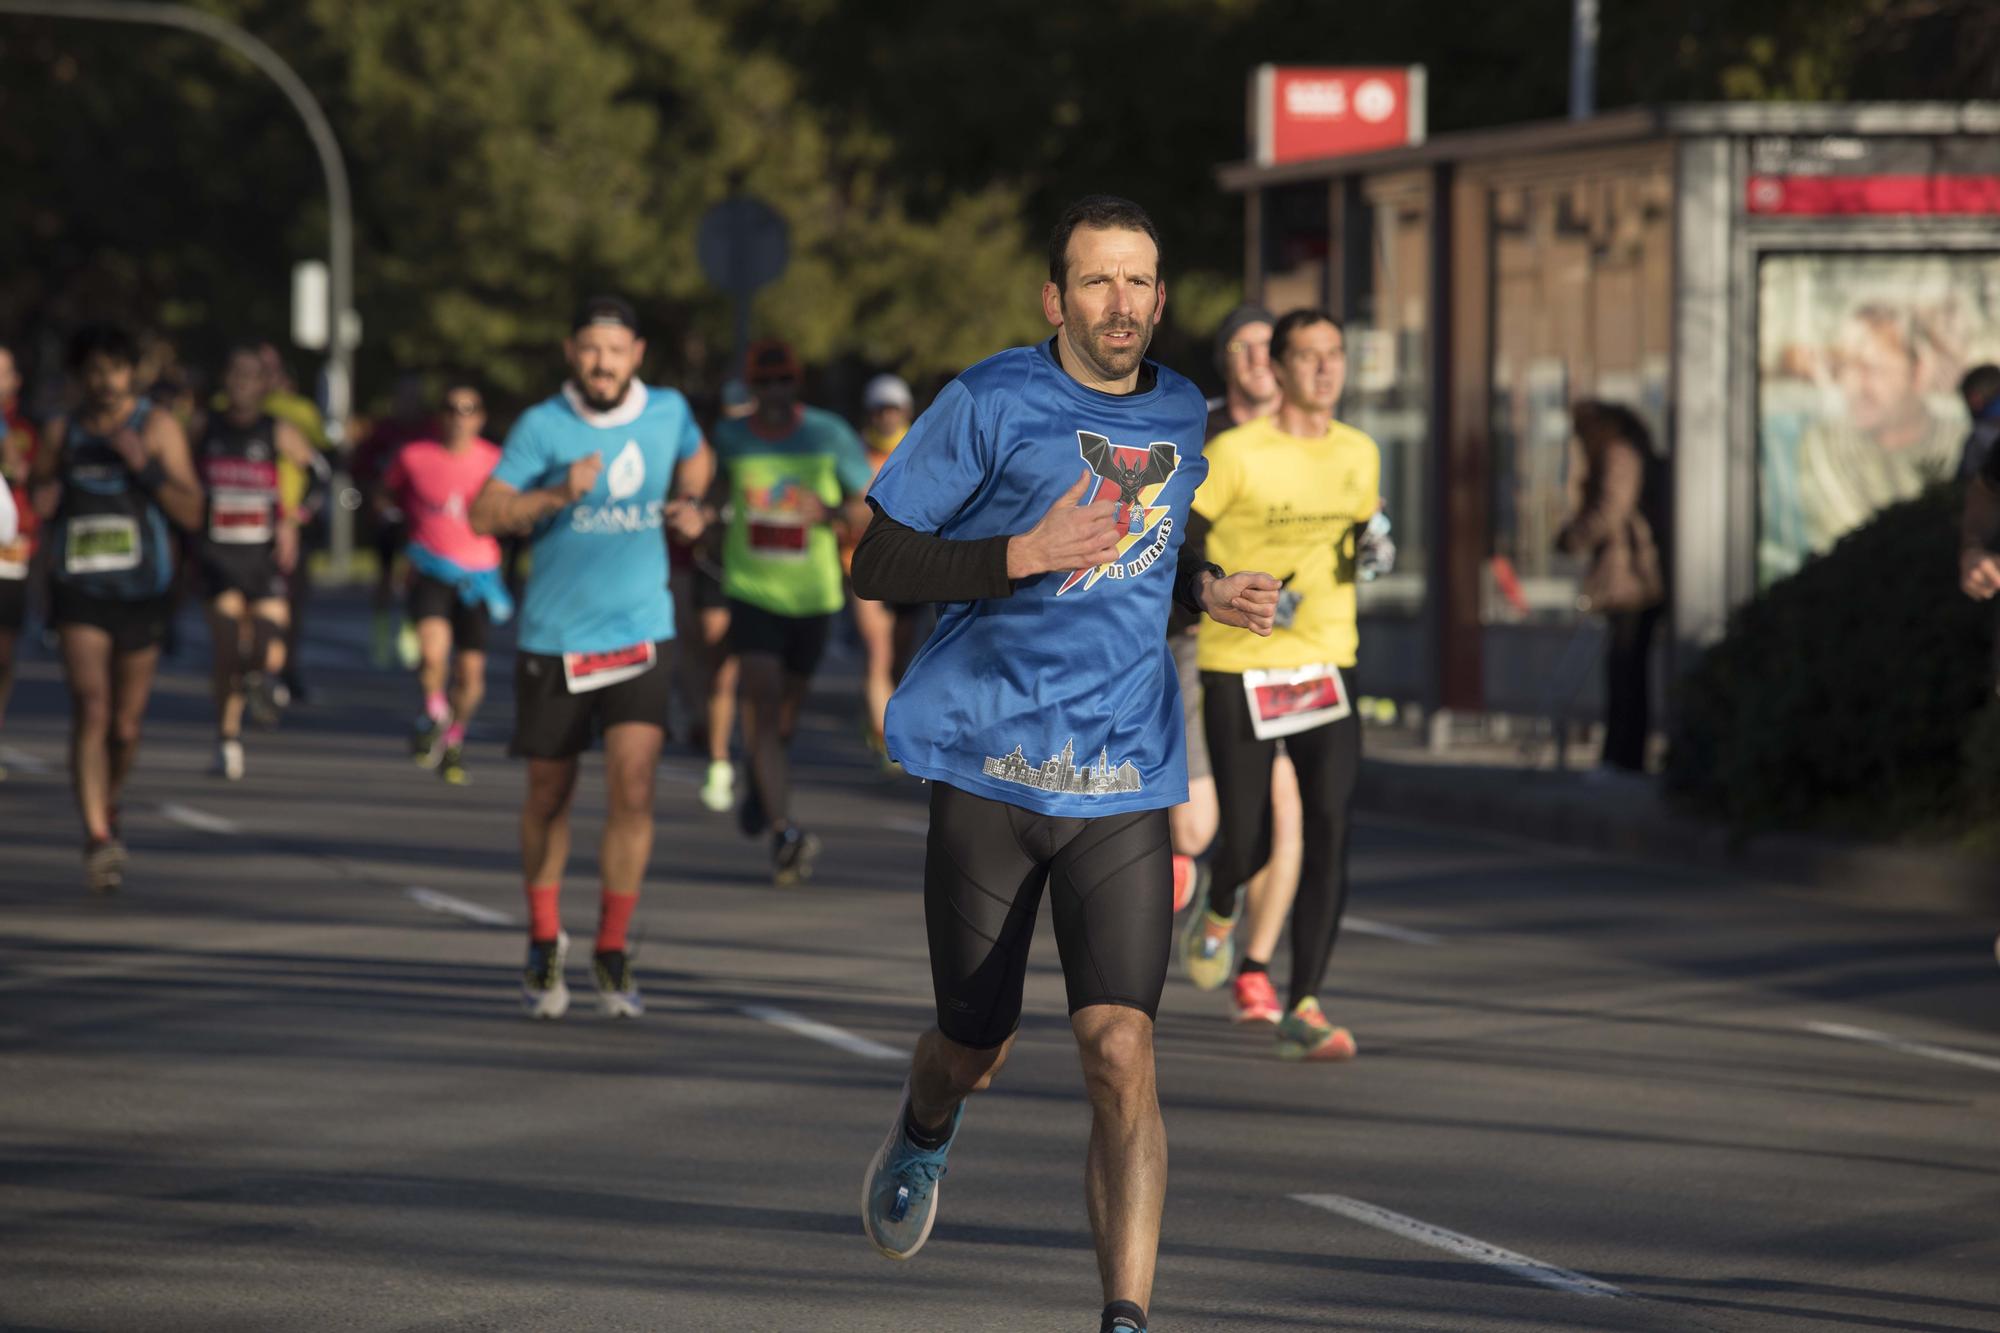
[[1193, 415, 1380, 673]]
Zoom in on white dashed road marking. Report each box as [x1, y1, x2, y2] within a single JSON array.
[[1804, 1021, 2000, 1076], [741, 1003, 903, 1060], [1292, 1194, 1624, 1299]]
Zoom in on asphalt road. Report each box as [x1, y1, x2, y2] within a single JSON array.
[[3, 589, 1997, 1333]]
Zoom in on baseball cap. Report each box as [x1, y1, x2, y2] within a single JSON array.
[[1213, 302, 1274, 372], [745, 339, 802, 384], [863, 373, 913, 411], [572, 295, 641, 336]]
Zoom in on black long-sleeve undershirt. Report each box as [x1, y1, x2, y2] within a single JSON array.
[[850, 499, 1219, 618]]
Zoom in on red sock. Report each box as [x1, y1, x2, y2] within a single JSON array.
[[596, 890, 638, 954], [526, 883, 561, 942]]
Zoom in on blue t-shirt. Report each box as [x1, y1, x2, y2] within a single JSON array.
[[869, 342, 1209, 817], [492, 382, 702, 655]]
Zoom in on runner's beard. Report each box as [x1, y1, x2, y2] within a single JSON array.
[[1069, 315, 1154, 382], [579, 373, 633, 412]]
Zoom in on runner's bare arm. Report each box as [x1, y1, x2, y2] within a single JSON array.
[[139, 409, 205, 531], [664, 440, 715, 540], [274, 420, 330, 519], [28, 415, 64, 518], [1960, 476, 2000, 599], [470, 451, 601, 536]]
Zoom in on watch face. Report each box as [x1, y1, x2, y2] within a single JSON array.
[[1274, 588, 1303, 630]]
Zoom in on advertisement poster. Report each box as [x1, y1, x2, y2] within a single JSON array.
[[1758, 253, 2000, 585]]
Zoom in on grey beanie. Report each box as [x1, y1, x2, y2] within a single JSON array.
[[1213, 303, 1275, 374]]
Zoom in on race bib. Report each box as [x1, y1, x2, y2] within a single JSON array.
[[561, 640, 656, 695], [746, 510, 810, 560], [64, 514, 140, 575], [209, 487, 275, 545], [0, 537, 29, 580], [1242, 663, 1350, 740]]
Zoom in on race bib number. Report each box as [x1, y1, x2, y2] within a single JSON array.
[[1242, 663, 1350, 741], [209, 487, 275, 545], [746, 511, 810, 560], [561, 640, 656, 695], [64, 514, 141, 575]]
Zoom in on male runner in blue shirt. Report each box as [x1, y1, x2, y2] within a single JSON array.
[[471, 297, 710, 1021], [850, 197, 1281, 1333]]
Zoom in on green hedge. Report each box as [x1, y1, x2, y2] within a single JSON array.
[[1665, 483, 2000, 837]]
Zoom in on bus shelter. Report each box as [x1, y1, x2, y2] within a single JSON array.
[[1216, 102, 2000, 727]]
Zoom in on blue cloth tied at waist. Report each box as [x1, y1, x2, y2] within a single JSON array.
[[408, 543, 514, 625]]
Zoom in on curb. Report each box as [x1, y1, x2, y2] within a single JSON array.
[[1356, 758, 2000, 920]]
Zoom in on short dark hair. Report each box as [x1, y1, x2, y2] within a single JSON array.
[[1960, 363, 2000, 410], [1048, 195, 1161, 294], [1270, 308, 1341, 364], [66, 322, 140, 372]]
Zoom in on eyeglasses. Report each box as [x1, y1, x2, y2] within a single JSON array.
[[445, 400, 484, 416], [1226, 339, 1272, 360]]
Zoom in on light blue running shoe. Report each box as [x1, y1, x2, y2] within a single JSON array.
[[861, 1080, 962, 1260]]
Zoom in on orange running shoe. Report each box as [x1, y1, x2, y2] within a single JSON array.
[[1231, 970, 1281, 1025], [1275, 997, 1357, 1062], [1171, 854, 1206, 914]]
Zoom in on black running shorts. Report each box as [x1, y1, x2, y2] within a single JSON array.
[[0, 577, 25, 632], [407, 571, 491, 653], [924, 780, 1173, 1050], [727, 597, 831, 677], [510, 641, 673, 760], [49, 584, 170, 655], [197, 545, 287, 604]]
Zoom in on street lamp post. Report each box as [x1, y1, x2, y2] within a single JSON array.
[[0, 0, 360, 569]]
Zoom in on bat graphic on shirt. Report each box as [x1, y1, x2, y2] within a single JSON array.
[[1077, 432, 1178, 510]]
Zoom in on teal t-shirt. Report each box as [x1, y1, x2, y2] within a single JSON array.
[[492, 382, 702, 655], [712, 406, 872, 617]]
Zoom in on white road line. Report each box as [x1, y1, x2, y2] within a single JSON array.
[[1291, 1194, 1623, 1300], [405, 887, 515, 928], [159, 803, 241, 836], [1346, 916, 1444, 946], [740, 1003, 903, 1060], [881, 816, 931, 836], [0, 745, 50, 774], [1804, 1021, 2000, 1075]]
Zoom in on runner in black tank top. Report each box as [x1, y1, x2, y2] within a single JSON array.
[[197, 347, 321, 780], [32, 323, 204, 893]]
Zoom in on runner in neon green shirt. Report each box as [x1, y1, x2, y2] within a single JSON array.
[[708, 340, 873, 884]]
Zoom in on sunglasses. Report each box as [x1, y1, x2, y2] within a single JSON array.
[[445, 400, 484, 415]]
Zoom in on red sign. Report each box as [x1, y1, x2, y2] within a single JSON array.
[[1746, 173, 2000, 216], [1254, 65, 1426, 167]]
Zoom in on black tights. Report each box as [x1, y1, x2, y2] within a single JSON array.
[[1201, 671, 1361, 1010]]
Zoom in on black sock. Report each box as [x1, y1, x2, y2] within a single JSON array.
[[902, 1103, 952, 1151], [1237, 957, 1268, 977], [1101, 1299, 1147, 1332]]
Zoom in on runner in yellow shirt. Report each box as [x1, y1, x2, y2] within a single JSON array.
[[1177, 308, 1385, 1061]]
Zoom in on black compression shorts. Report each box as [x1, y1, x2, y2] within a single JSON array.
[[0, 577, 25, 632], [197, 545, 287, 603], [726, 598, 831, 678], [924, 781, 1173, 1050], [407, 572, 490, 653]]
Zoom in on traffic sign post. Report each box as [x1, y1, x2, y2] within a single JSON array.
[[697, 194, 790, 378]]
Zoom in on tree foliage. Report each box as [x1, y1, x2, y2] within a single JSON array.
[[1, 0, 1996, 411]]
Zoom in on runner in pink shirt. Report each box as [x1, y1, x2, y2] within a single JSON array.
[[378, 379, 509, 785]]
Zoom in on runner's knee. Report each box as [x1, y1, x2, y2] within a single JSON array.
[[1075, 1009, 1154, 1099]]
